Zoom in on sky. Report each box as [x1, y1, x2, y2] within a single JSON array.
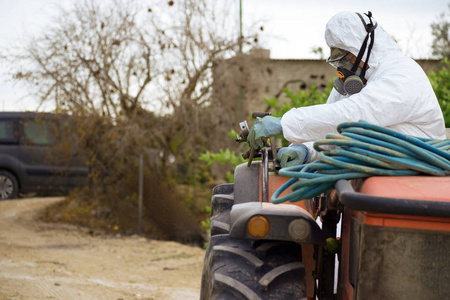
[[0, 0, 448, 112]]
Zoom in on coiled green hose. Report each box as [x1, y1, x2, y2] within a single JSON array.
[[271, 121, 450, 204]]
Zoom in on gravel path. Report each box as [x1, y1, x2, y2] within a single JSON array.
[[0, 197, 205, 300]]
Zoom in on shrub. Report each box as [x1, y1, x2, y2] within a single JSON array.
[[428, 58, 450, 127]]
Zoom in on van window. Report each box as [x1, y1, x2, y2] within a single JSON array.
[[23, 120, 55, 145], [0, 120, 17, 143]]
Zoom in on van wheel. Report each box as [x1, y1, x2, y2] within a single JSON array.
[[0, 171, 19, 200]]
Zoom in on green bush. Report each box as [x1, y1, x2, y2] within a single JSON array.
[[263, 83, 332, 146], [264, 84, 332, 117], [428, 58, 450, 127], [199, 149, 245, 183]]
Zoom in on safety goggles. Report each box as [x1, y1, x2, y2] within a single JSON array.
[[326, 48, 350, 69]]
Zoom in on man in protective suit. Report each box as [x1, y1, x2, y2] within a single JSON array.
[[248, 11, 446, 167]]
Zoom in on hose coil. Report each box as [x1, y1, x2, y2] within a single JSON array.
[[271, 121, 450, 204]]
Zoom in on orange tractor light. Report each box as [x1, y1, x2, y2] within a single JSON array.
[[247, 215, 270, 238]]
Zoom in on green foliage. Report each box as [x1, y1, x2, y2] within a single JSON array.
[[227, 129, 239, 139], [428, 58, 450, 127], [200, 148, 245, 183], [264, 83, 333, 146], [431, 5, 450, 59], [200, 205, 211, 248], [200, 148, 244, 166], [199, 145, 246, 246], [265, 83, 332, 117], [200, 83, 333, 180], [311, 46, 325, 59]]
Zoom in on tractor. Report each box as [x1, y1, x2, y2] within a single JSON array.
[[200, 114, 450, 300]]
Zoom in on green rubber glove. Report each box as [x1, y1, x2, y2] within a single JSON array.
[[247, 116, 282, 149], [276, 144, 310, 168]]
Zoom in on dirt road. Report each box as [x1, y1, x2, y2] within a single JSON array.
[[0, 197, 205, 300]]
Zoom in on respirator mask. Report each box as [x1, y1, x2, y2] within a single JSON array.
[[327, 12, 378, 96]]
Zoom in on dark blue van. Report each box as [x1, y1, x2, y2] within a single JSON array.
[[0, 112, 89, 199]]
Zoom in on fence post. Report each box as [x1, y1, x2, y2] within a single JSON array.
[[138, 154, 143, 236]]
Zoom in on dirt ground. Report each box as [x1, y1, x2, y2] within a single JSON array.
[[0, 197, 206, 300]]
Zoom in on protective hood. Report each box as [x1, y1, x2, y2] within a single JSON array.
[[324, 11, 401, 72]]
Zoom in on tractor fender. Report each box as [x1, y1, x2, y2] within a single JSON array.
[[233, 162, 260, 204], [229, 202, 326, 245]]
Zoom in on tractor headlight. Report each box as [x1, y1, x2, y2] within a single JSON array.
[[288, 218, 311, 242]]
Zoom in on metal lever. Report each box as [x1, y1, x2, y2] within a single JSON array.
[[270, 135, 281, 169]]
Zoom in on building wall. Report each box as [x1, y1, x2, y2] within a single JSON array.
[[212, 54, 335, 121]]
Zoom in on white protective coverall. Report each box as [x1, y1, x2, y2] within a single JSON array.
[[280, 11, 446, 161]]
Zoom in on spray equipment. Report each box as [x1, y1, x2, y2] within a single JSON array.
[[236, 112, 281, 168]]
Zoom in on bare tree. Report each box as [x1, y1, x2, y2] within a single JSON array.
[[4, 0, 259, 161], [8, 1, 158, 117], [1, 0, 262, 239], [431, 5, 450, 59], [139, 0, 260, 176]]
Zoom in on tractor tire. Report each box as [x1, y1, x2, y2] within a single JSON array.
[[0, 170, 19, 200], [210, 183, 235, 236], [200, 234, 306, 300], [203, 183, 306, 299]]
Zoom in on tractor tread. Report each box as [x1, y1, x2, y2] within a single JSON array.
[[201, 235, 306, 299], [209, 192, 235, 237], [255, 242, 284, 253], [213, 273, 263, 300], [211, 194, 235, 216], [213, 245, 264, 268], [259, 262, 305, 288], [210, 219, 230, 235], [212, 183, 234, 196]]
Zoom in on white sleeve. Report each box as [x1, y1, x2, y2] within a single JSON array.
[[280, 62, 443, 144], [280, 57, 445, 165]]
